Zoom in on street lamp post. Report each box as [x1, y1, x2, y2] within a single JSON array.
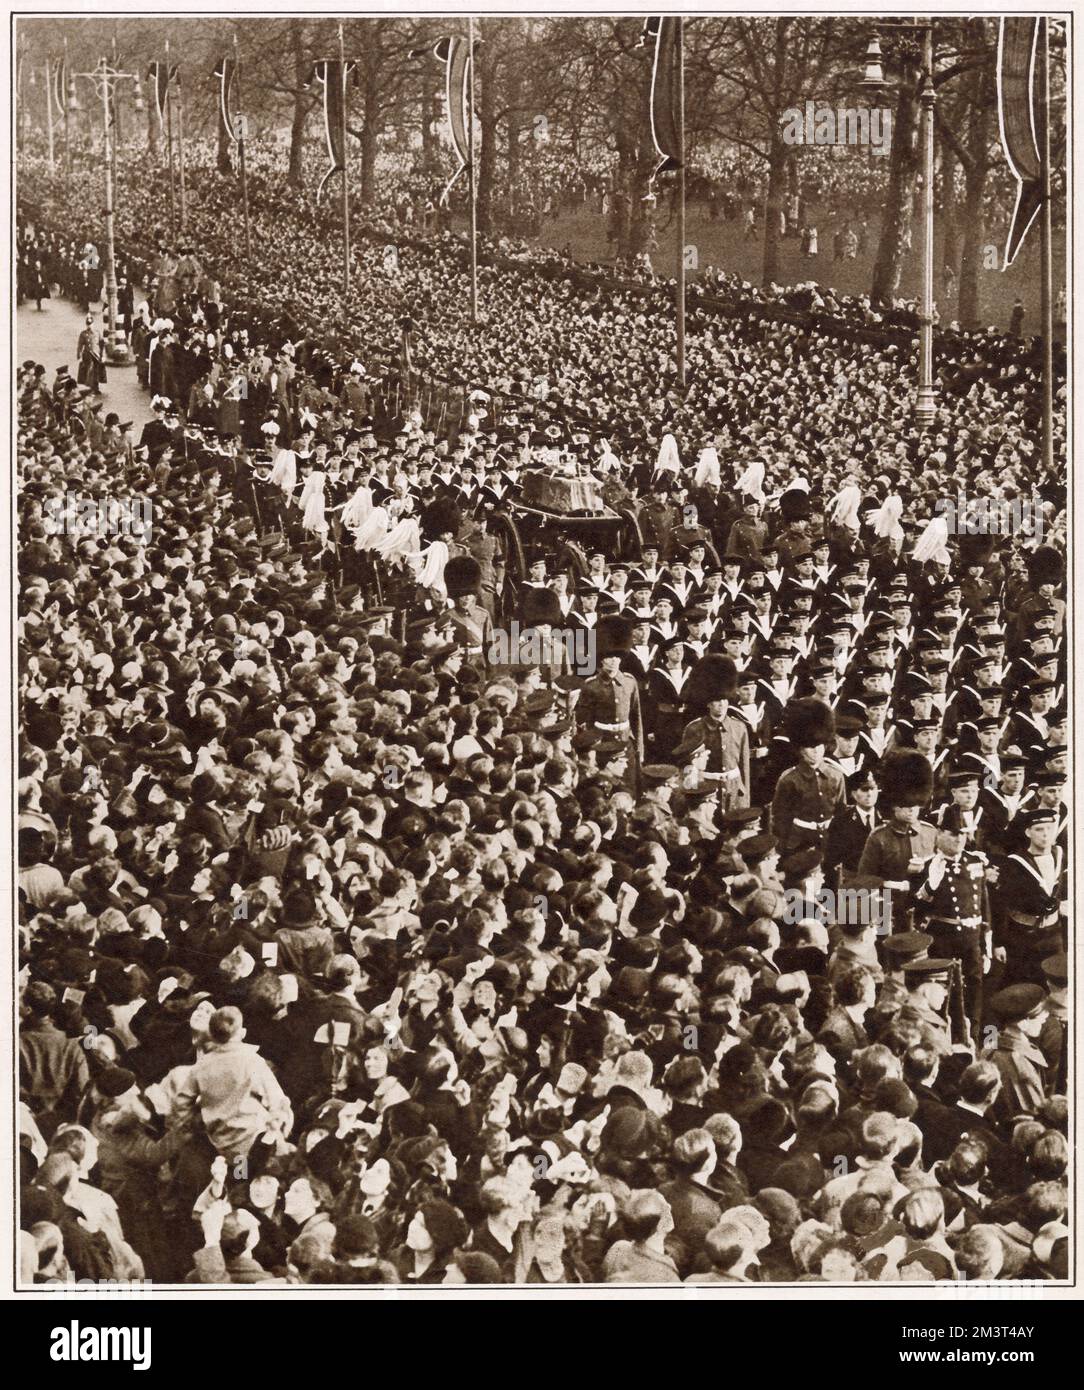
[[861, 20, 937, 427], [74, 57, 145, 366]]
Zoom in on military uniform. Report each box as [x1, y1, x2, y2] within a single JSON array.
[[822, 803, 878, 890], [771, 760, 845, 868], [447, 599, 493, 663], [575, 670, 642, 754], [914, 849, 990, 1029], [996, 845, 1063, 985], [673, 713, 750, 811], [856, 820, 938, 933]]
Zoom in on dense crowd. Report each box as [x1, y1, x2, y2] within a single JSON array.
[[17, 128, 1068, 1286]]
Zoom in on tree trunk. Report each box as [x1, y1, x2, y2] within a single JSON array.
[[957, 112, 992, 329], [761, 135, 788, 286], [871, 73, 920, 305], [287, 20, 308, 189], [940, 148, 959, 272], [360, 117, 378, 208]]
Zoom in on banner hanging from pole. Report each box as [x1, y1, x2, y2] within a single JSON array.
[[997, 16, 1045, 268], [641, 16, 682, 180], [308, 59, 356, 202], [148, 60, 178, 125], [52, 58, 68, 118], [430, 36, 471, 206], [212, 56, 241, 145]]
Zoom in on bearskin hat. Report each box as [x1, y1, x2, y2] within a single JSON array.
[[522, 587, 563, 628], [778, 486, 812, 523], [684, 654, 739, 707], [876, 749, 933, 808], [956, 533, 996, 569], [596, 615, 635, 659], [783, 697, 835, 749], [1027, 544, 1064, 588], [421, 497, 463, 542], [444, 555, 482, 600]]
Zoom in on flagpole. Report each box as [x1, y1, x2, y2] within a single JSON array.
[[339, 22, 351, 304], [1039, 15, 1054, 476], [165, 40, 176, 241], [467, 17, 478, 323], [45, 62, 55, 172], [234, 33, 252, 259], [63, 37, 70, 177], [177, 68, 187, 234], [676, 16, 686, 390]]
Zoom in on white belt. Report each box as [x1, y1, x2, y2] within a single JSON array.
[[594, 721, 630, 731], [793, 817, 831, 831]]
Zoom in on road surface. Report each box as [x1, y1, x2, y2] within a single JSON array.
[[17, 295, 152, 430]]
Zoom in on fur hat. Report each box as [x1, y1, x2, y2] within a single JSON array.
[[684, 654, 739, 707], [876, 749, 933, 808], [956, 533, 996, 569], [783, 697, 835, 749], [444, 555, 482, 600], [522, 587, 564, 628], [1027, 544, 1064, 588], [421, 497, 462, 541], [778, 486, 811, 522], [596, 615, 635, 658]]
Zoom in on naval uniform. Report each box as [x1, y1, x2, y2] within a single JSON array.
[[914, 849, 990, 1031]]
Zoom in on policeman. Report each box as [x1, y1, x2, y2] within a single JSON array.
[[770, 698, 844, 886], [913, 806, 991, 1036], [984, 984, 1050, 1123], [673, 654, 750, 813], [896, 957, 957, 1056]]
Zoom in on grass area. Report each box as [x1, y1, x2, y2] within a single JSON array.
[[467, 199, 1063, 335]]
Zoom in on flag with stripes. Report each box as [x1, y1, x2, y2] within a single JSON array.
[[641, 16, 681, 179], [212, 56, 242, 145], [997, 17, 1045, 268]]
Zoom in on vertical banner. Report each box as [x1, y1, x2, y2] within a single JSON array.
[[52, 57, 68, 118], [309, 59, 356, 202], [147, 60, 178, 125], [642, 15, 681, 178], [997, 16, 1045, 267], [212, 56, 241, 145], [434, 37, 471, 206]]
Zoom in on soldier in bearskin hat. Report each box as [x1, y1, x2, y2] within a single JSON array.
[[857, 749, 938, 934], [672, 654, 750, 811], [770, 698, 845, 884]]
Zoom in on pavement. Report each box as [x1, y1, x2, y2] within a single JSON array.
[[17, 294, 153, 429]]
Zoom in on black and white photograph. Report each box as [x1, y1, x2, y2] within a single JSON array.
[[8, 2, 1077, 1316]]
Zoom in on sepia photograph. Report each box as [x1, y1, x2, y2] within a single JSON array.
[[8, 2, 1075, 1322]]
